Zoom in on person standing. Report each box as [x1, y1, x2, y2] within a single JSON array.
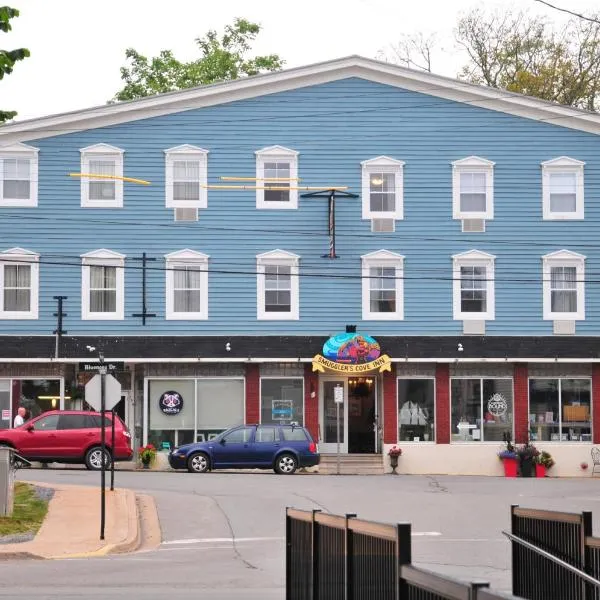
[[13, 407, 26, 428]]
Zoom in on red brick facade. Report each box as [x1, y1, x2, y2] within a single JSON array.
[[304, 365, 319, 442], [244, 364, 260, 424], [593, 364, 600, 444], [514, 364, 529, 444], [382, 367, 397, 444], [435, 364, 450, 444]]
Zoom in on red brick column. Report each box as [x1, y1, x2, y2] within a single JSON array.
[[245, 364, 260, 424], [514, 364, 529, 444], [435, 364, 450, 444], [593, 364, 600, 444], [304, 365, 319, 442], [383, 366, 397, 444]]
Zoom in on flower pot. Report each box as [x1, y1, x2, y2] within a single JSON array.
[[535, 464, 546, 478], [141, 461, 151, 469], [502, 457, 518, 477]]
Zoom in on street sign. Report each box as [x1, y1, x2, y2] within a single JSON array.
[[334, 385, 344, 404], [79, 361, 124, 373], [85, 374, 122, 411]]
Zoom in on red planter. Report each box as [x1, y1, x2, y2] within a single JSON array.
[[535, 464, 546, 478], [502, 457, 518, 477]]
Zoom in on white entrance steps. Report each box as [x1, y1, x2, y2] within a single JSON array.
[[317, 453, 384, 475]]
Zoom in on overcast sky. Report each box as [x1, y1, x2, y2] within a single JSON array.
[[2, 0, 598, 121]]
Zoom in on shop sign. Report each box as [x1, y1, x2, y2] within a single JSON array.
[[312, 332, 391, 374], [272, 399, 293, 421], [159, 391, 184, 415], [487, 393, 507, 417]]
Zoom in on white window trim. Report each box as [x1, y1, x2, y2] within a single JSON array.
[[80, 143, 124, 208], [81, 249, 125, 320], [0, 143, 39, 207], [361, 156, 404, 220], [541, 156, 585, 220], [452, 250, 495, 321], [255, 146, 299, 210], [164, 145, 209, 209], [0, 248, 39, 319], [542, 250, 585, 321], [361, 250, 404, 320], [165, 249, 209, 320], [452, 156, 495, 220], [256, 249, 300, 320]]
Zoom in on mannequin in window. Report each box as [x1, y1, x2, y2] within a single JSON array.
[[399, 400, 429, 426]]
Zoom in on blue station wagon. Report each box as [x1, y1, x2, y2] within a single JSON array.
[[168, 424, 320, 474]]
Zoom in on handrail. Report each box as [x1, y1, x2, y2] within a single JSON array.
[[12, 453, 32, 468], [512, 507, 584, 524], [503, 531, 600, 588]]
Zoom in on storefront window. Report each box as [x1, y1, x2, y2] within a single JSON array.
[[397, 379, 435, 442], [16, 379, 61, 419], [529, 378, 591, 442], [260, 378, 303, 425], [451, 378, 513, 443], [196, 379, 244, 440]]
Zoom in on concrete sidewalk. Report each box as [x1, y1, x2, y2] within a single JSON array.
[[0, 482, 159, 559]]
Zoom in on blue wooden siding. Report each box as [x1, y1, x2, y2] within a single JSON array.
[[2, 77, 600, 335]]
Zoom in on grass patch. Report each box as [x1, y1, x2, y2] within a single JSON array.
[[0, 482, 49, 537]]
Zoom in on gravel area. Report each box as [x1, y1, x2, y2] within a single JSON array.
[[0, 485, 54, 545]]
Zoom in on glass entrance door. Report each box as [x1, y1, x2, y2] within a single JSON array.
[[319, 378, 348, 453]]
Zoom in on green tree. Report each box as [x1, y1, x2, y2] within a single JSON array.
[[113, 18, 284, 102], [0, 6, 30, 123]]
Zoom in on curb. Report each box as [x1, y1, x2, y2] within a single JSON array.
[[45, 489, 141, 560]]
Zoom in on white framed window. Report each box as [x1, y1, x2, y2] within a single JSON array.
[[452, 156, 494, 220], [452, 250, 495, 320], [81, 249, 125, 320], [164, 145, 208, 209], [80, 144, 124, 208], [0, 143, 39, 207], [361, 250, 404, 320], [255, 146, 299, 209], [542, 250, 585, 320], [165, 249, 209, 320], [361, 156, 404, 220], [541, 157, 585, 220], [0, 248, 39, 319], [256, 250, 299, 320]]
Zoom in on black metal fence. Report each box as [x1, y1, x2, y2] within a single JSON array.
[[286, 507, 522, 600], [509, 505, 600, 600]]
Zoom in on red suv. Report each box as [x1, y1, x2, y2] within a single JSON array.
[[0, 410, 133, 470]]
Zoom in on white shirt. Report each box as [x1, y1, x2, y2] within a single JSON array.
[[13, 415, 24, 428]]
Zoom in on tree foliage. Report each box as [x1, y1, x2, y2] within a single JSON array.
[[112, 18, 284, 102], [380, 8, 600, 112], [0, 6, 30, 123]]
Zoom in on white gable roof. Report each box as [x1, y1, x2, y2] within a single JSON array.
[[3, 56, 600, 143]]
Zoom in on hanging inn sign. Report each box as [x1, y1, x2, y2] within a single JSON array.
[[312, 332, 391, 374]]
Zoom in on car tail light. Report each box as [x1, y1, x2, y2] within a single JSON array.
[[309, 442, 317, 453]]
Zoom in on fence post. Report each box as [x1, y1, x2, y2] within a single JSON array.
[[286, 507, 291, 600], [510, 504, 519, 596], [582, 511, 593, 600], [469, 581, 490, 600], [311, 509, 321, 600], [396, 523, 412, 599], [345, 513, 357, 600]]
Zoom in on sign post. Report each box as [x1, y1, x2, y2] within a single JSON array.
[[99, 352, 106, 541], [334, 384, 344, 476]]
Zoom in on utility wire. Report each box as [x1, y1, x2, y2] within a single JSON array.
[[533, 0, 600, 24]]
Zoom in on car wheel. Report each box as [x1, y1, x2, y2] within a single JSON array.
[[275, 453, 297, 475], [187, 452, 210, 473], [85, 446, 112, 471]]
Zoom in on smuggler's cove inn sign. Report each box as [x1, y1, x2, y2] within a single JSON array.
[[312, 333, 391, 374]]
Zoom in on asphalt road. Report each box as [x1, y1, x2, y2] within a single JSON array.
[[1, 469, 600, 599]]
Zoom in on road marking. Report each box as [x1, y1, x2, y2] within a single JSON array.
[[411, 532, 442, 537], [162, 537, 284, 545]]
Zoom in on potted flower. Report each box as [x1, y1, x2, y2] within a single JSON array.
[[138, 444, 157, 469], [517, 443, 539, 478], [498, 433, 518, 477], [388, 446, 402, 474], [533, 450, 554, 478]]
